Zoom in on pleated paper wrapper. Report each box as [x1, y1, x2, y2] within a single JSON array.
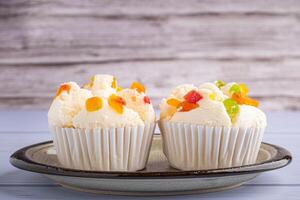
[[50, 123, 155, 172], [159, 121, 265, 170]]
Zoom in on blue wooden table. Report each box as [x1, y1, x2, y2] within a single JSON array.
[[0, 110, 299, 199]]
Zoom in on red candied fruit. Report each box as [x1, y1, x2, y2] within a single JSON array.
[[143, 96, 151, 104], [183, 90, 203, 103]]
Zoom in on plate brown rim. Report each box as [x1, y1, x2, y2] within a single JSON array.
[[10, 137, 292, 179]]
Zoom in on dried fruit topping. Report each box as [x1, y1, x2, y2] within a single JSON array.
[[85, 97, 103, 112], [231, 93, 244, 105], [239, 83, 248, 96], [183, 90, 203, 103], [130, 82, 145, 93], [223, 98, 239, 121], [166, 98, 181, 108], [108, 94, 126, 114], [231, 84, 259, 107], [143, 96, 151, 104], [111, 77, 117, 89], [232, 93, 259, 107], [55, 84, 71, 97], [209, 93, 216, 100], [215, 80, 226, 88], [179, 101, 199, 112], [116, 86, 122, 92], [229, 84, 241, 95]]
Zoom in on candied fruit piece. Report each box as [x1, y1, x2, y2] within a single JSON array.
[[111, 77, 117, 89], [179, 101, 199, 112], [144, 96, 151, 104], [223, 98, 239, 121], [229, 84, 241, 95], [239, 83, 249, 96], [108, 94, 126, 114], [209, 93, 216, 100], [85, 97, 103, 112], [243, 96, 259, 107], [184, 90, 203, 103], [232, 93, 259, 107], [116, 86, 122, 92], [130, 82, 145, 93], [166, 98, 181, 108], [231, 93, 244, 104], [55, 84, 71, 97], [215, 80, 226, 88]]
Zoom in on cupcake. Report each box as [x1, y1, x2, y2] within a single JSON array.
[[48, 74, 156, 171], [159, 81, 266, 170]]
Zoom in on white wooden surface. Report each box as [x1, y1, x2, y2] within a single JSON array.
[[0, 110, 299, 199], [1, 0, 300, 110]]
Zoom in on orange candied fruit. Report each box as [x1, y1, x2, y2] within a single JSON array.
[[85, 97, 103, 112], [179, 101, 199, 112], [166, 98, 181, 108], [232, 93, 259, 107], [111, 77, 117, 89], [130, 82, 145, 93], [243, 96, 259, 107], [55, 84, 71, 97], [108, 94, 126, 114]]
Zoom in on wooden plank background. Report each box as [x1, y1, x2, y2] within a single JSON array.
[[0, 0, 300, 110]]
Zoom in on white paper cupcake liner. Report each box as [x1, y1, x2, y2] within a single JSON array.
[[159, 121, 265, 170], [50, 123, 155, 172]]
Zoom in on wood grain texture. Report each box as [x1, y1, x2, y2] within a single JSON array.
[[0, 64, 299, 110], [0, 0, 300, 109]]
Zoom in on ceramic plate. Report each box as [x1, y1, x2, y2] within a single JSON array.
[[10, 135, 291, 196]]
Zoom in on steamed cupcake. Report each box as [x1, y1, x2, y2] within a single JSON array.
[[48, 75, 156, 171], [159, 81, 266, 170]]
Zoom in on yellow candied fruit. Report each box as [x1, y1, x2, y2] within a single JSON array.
[[239, 83, 249, 96], [111, 77, 117, 89], [55, 84, 71, 97], [108, 94, 126, 114], [130, 82, 145, 93], [166, 98, 181, 108], [116, 86, 122, 92], [209, 93, 215, 100], [85, 97, 103, 112]]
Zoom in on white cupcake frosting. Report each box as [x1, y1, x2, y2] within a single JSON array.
[[48, 82, 92, 127], [117, 88, 156, 123], [73, 99, 144, 128], [160, 82, 267, 128], [88, 74, 117, 98], [234, 105, 267, 128], [48, 75, 155, 128]]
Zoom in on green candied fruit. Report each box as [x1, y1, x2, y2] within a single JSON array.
[[215, 80, 226, 88], [229, 83, 241, 94], [223, 98, 239, 121]]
